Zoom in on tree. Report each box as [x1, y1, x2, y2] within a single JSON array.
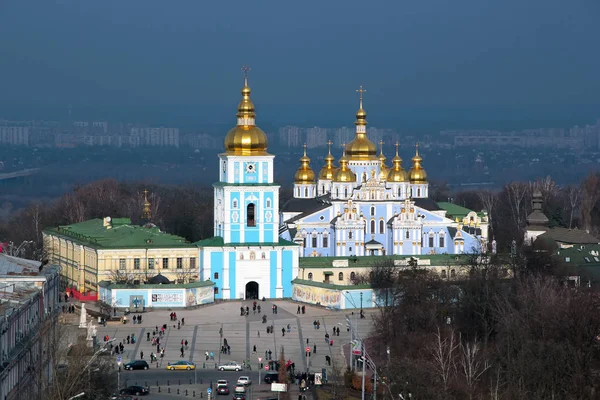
[[477, 190, 498, 239], [504, 181, 529, 236], [580, 172, 600, 233], [277, 347, 290, 400], [566, 185, 582, 229], [430, 327, 458, 393], [459, 339, 490, 399], [108, 269, 134, 284]]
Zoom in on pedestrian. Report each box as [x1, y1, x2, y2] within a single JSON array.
[[185, 340, 188, 349], [210, 351, 214, 360], [127, 335, 130, 344], [140, 351, 144, 359], [297, 305, 300, 314], [302, 305, 306, 314], [265, 350, 268, 359], [157, 344, 160, 353], [182, 317, 185, 325], [306, 338, 309, 344], [227, 345, 231, 355], [287, 324, 291, 333], [205, 351, 209, 360], [325, 333, 329, 344], [147, 332, 150, 341], [268, 350, 272, 360], [258, 330, 260, 337], [258, 305, 261, 313], [330, 339, 333, 346], [313, 320, 317, 330], [253, 345, 257, 353], [325, 355, 331, 366], [313, 344, 316, 354], [180, 346, 184, 357], [282, 327, 285, 337], [272, 305, 275, 313]]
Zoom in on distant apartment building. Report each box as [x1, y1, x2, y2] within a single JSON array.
[[332, 126, 355, 148], [0, 127, 29, 146], [305, 126, 328, 148], [182, 133, 221, 150], [130, 127, 180, 148], [0, 254, 60, 400], [278, 126, 304, 148]]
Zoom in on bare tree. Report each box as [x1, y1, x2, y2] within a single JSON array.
[[478, 189, 497, 239], [108, 269, 134, 284], [532, 176, 559, 204], [579, 173, 600, 233], [61, 193, 87, 224], [430, 327, 458, 392], [459, 339, 490, 399], [504, 182, 529, 235], [566, 185, 582, 229]]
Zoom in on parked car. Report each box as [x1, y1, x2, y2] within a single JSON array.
[[232, 394, 246, 400], [263, 372, 279, 384], [167, 360, 196, 370], [218, 361, 243, 371], [120, 385, 149, 396], [123, 360, 149, 371], [217, 384, 230, 395], [237, 376, 252, 386]]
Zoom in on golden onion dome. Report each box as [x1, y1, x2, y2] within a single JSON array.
[[223, 71, 268, 155], [378, 140, 388, 180], [345, 85, 377, 161], [387, 142, 409, 182], [318, 140, 337, 180], [408, 143, 428, 183], [333, 146, 356, 182], [294, 144, 316, 184]]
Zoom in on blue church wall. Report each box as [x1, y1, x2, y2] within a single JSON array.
[[261, 162, 269, 183], [270, 251, 278, 298], [113, 289, 150, 308], [229, 252, 237, 299], [302, 227, 332, 257], [264, 226, 275, 243], [199, 250, 204, 277], [462, 234, 480, 252], [282, 250, 294, 297], [243, 162, 258, 183], [233, 162, 240, 183], [211, 251, 224, 299]]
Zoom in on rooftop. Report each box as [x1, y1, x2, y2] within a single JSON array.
[[437, 202, 482, 218], [292, 278, 371, 290], [195, 236, 297, 248], [299, 253, 475, 268], [98, 279, 214, 290], [538, 227, 600, 245], [44, 217, 193, 249]]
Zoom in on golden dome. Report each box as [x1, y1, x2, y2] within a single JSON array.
[[345, 85, 377, 161], [294, 144, 316, 184], [408, 143, 428, 183], [378, 140, 388, 180], [223, 71, 268, 155], [318, 140, 337, 180], [333, 146, 356, 182], [387, 142, 409, 182]]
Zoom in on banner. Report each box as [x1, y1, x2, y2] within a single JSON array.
[[292, 284, 341, 309], [151, 289, 184, 306], [186, 286, 214, 306]]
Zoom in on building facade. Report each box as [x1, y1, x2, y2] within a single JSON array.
[[281, 90, 489, 258], [0, 254, 61, 400], [43, 216, 198, 294], [197, 74, 299, 300]]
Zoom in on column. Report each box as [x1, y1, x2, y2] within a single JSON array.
[[276, 250, 283, 298]]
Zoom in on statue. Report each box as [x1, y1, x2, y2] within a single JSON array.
[[86, 323, 97, 341], [492, 239, 497, 255], [79, 303, 87, 328]]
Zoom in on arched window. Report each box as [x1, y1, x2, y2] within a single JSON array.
[[297, 187, 300, 197], [232, 199, 238, 209], [398, 187, 401, 197], [266, 199, 271, 208], [214, 272, 219, 279], [428, 235, 434, 248], [370, 206, 375, 216], [417, 188, 421, 197], [349, 231, 353, 239], [336, 188, 339, 197], [214, 287, 219, 294], [305, 188, 308, 197], [323, 233, 329, 248], [344, 188, 348, 197], [322, 185, 325, 193], [450, 269, 456, 278], [308, 272, 313, 281], [250, 251, 256, 260], [439, 234, 445, 248], [240, 253, 244, 260], [247, 203, 256, 227], [370, 220, 376, 233], [379, 220, 384, 234], [311, 233, 317, 248], [441, 270, 447, 278], [338, 272, 344, 281], [405, 230, 410, 239], [261, 252, 266, 259], [350, 271, 356, 281]]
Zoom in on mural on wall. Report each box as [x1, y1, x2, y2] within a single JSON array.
[[151, 289, 184, 306], [186, 287, 214, 306], [292, 284, 341, 309], [130, 295, 145, 311]]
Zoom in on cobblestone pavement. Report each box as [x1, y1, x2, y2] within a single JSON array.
[[73, 300, 374, 399]]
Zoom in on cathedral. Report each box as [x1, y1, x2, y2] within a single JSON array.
[[198, 72, 489, 300]]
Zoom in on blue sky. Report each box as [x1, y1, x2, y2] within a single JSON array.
[[0, 0, 599, 130]]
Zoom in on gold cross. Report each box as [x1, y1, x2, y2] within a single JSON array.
[[303, 143, 307, 156], [241, 65, 251, 85], [356, 85, 366, 101]]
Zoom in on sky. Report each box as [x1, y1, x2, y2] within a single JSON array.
[[0, 0, 599, 131]]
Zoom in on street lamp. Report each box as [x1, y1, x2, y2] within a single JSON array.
[[360, 292, 363, 315], [343, 291, 359, 372], [117, 358, 123, 392]]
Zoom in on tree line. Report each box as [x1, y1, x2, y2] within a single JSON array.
[[0, 173, 599, 258]]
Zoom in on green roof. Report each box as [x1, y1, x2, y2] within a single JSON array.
[[293, 278, 371, 290], [299, 254, 472, 268], [437, 202, 474, 218], [98, 280, 214, 289], [195, 236, 297, 248], [44, 218, 193, 249], [556, 245, 600, 268]]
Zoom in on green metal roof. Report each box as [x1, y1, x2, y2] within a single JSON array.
[[98, 279, 214, 289], [299, 254, 474, 268], [44, 218, 193, 249], [195, 236, 297, 248], [323, 271, 333, 275], [556, 245, 600, 267], [292, 278, 371, 290], [437, 202, 474, 217]]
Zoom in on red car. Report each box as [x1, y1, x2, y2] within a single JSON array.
[[217, 385, 230, 395]]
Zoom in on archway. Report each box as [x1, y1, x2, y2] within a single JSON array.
[[245, 281, 259, 300]]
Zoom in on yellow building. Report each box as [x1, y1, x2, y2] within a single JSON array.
[[43, 216, 198, 293]]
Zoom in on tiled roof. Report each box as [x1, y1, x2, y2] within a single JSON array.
[[0, 254, 43, 276], [44, 218, 193, 249], [538, 228, 600, 245]]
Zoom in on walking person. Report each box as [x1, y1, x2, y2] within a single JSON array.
[[185, 340, 189, 349], [297, 305, 301, 314], [140, 351, 144, 359], [282, 327, 286, 337], [180, 346, 185, 357]]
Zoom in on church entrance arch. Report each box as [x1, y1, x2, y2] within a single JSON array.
[[245, 281, 259, 300]]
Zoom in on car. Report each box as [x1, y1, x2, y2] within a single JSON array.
[[217, 380, 229, 386], [120, 385, 149, 396], [217, 384, 230, 395], [232, 394, 245, 400], [263, 371, 279, 384], [218, 361, 243, 371], [167, 360, 196, 370], [123, 360, 149, 371], [234, 384, 246, 394], [237, 376, 252, 386]]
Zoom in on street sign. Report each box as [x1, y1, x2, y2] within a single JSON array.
[[271, 383, 287, 392], [305, 347, 310, 352], [265, 365, 269, 370], [116, 355, 122, 363], [207, 388, 212, 394], [352, 340, 362, 355], [258, 357, 262, 362], [314, 373, 322, 385]]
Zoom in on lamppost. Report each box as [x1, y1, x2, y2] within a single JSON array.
[[343, 291, 359, 372], [117, 358, 122, 393], [360, 292, 363, 315]]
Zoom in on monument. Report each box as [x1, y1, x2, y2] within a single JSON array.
[[79, 303, 88, 328]]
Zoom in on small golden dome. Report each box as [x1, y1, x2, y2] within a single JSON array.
[[378, 140, 388, 180], [408, 143, 428, 183], [333, 146, 356, 182], [294, 144, 316, 184], [345, 86, 377, 160], [223, 71, 268, 155], [387, 142, 409, 182], [318, 140, 337, 180]]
